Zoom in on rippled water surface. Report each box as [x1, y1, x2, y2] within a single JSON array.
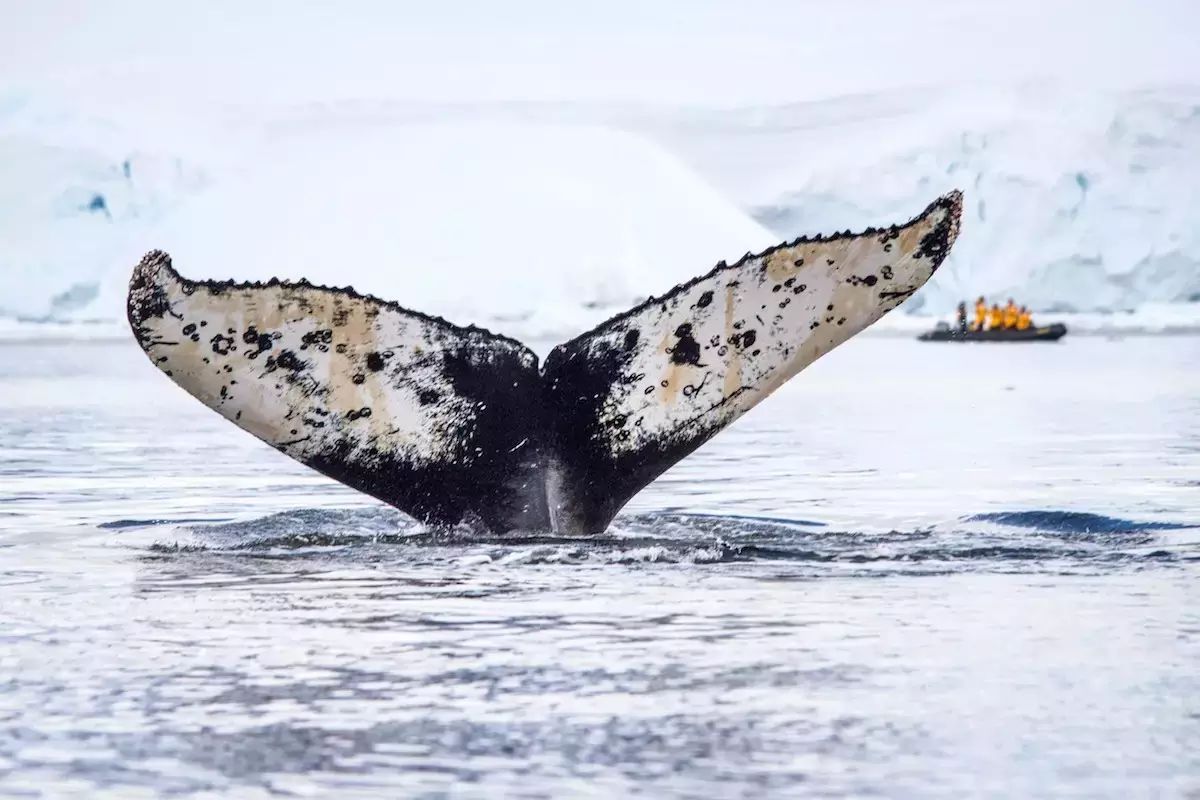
[[2, 336, 1198, 798]]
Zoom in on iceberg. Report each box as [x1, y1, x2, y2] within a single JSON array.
[[685, 85, 1200, 315], [93, 122, 778, 340], [1, 100, 775, 340]]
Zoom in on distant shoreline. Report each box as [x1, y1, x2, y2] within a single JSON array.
[[3, 316, 1199, 346]]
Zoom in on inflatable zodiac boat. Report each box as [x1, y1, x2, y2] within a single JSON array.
[[918, 322, 1067, 342]]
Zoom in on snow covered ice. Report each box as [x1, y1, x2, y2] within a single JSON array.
[[3, 84, 1200, 339], [96, 121, 777, 340], [705, 85, 1200, 315]]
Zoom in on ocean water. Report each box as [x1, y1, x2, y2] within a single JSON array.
[[1, 335, 1197, 798]]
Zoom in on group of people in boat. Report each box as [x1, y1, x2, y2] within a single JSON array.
[[955, 297, 1035, 332]]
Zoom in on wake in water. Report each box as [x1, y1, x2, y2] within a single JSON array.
[[106, 507, 1200, 576]]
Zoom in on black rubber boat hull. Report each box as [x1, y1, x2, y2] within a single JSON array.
[[918, 323, 1067, 342]]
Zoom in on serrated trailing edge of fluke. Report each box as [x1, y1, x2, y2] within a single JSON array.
[[126, 249, 535, 355], [127, 190, 963, 356], [551, 190, 963, 352]]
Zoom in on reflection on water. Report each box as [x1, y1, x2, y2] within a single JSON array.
[[1, 337, 1198, 798]]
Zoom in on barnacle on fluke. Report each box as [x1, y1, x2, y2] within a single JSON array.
[[127, 191, 963, 534]]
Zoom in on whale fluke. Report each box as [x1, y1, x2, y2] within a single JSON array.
[[128, 191, 961, 534]]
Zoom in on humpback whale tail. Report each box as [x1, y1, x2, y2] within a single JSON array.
[[128, 191, 962, 534]]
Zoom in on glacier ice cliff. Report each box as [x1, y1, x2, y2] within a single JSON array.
[[653, 85, 1200, 314], [2, 84, 1198, 337]]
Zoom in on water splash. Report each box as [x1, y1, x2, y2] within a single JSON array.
[[116, 507, 1200, 575]]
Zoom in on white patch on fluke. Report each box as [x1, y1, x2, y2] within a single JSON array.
[[127, 259, 523, 466], [581, 193, 962, 457]]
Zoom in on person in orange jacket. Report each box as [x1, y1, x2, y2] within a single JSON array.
[[1016, 306, 1033, 330], [987, 303, 1004, 330], [973, 296, 988, 331], [1003, 298, 1020, 329]]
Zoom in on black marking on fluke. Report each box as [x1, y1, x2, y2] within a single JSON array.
[[126, 192, 963, 535]]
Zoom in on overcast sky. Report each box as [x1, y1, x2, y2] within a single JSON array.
[[3, 0, 1199, 108]]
